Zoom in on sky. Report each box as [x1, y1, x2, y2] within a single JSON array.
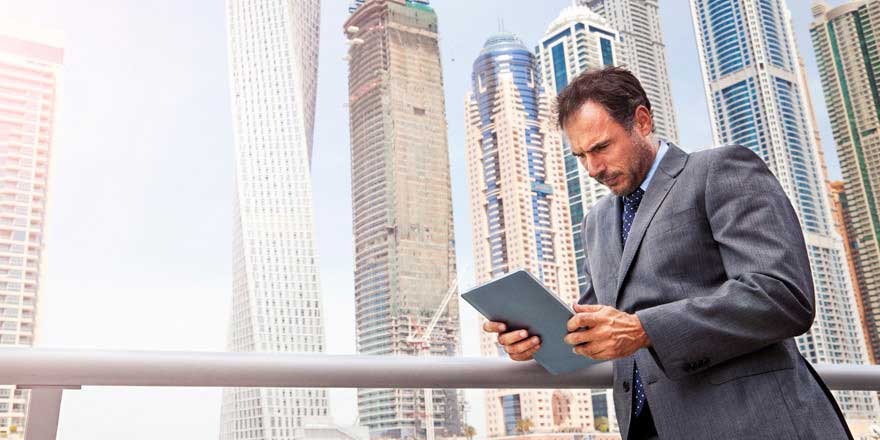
[[0, 0, 848, 438]]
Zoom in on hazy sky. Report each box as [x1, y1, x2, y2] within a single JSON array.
[[0, 0, 845, 438]]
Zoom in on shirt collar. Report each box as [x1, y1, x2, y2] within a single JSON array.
[[639, 140, 669, 192]]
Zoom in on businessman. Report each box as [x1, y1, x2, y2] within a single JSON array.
[[482, 67, 851, 439]]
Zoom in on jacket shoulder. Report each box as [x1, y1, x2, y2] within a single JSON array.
[[686, 144, 763, 171], [692, 144, 762, 160]]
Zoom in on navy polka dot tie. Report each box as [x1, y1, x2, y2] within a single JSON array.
[[621, 187, 644, 244], [622, 187, 648, 417]]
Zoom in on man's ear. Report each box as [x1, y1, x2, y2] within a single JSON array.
[[634, 105, 653, 138]]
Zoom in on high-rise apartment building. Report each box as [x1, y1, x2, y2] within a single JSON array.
[[466, 32, 611, 439], [535, 5, 619, 302], [828, 180, 873, 363], [691, 0, 877, 420], [344, 1, 463, 438], [811, 0, 880, 367], [533, 7, 622, 434], [220, 0, 329, 438], [0, 24, 63, 437], [579, 0, 679, 144]]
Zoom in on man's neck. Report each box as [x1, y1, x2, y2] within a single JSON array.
[[637, 139, 660, 185]]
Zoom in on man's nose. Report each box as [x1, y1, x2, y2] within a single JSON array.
[[584, 157, 603, 179]]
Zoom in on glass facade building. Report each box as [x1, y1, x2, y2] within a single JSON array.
[[534, 5, 620, 303], [532, 7, 623, 434], [580, 0, 680, 145], [691, 0, 878, 421], [466, 32, 600, 438], [811, 0, 880, 368]]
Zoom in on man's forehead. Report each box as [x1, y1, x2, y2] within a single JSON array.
[[568, 106, 611, 150], [573, 102, 613, 131], [576, 101, 610, 120], [568, 104, 611, 133]]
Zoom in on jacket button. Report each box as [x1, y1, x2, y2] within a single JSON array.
[[623, 381, 630, 392]]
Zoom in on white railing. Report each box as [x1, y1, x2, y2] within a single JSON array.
[[3, 347, 880, 439]]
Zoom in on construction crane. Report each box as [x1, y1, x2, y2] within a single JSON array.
[[405, 278, 459, 440]]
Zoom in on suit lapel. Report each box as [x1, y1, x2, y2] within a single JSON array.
[[613, 143, 689, 306]]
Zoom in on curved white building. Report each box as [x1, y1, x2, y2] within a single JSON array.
[[220, 0, 329, 438]]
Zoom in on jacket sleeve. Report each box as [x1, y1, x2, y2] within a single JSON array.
[[577, 208, 599, 306], [635, 145, 815, 381]]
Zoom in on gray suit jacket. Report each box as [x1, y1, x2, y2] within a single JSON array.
[[579, 143, 850, 439]]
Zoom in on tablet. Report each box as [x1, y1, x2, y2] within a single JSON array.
[[462, 269, 601, 375]]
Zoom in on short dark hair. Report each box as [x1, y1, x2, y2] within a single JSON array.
[[555, 66, 652, 131]]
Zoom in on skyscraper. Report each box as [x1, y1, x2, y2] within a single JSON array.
[[220, 0, 329, 438], [828, 180, 873, 363], [533, 8, 621, 434], [799, 52, 832, 184], [465, 32, 605, 438], [690, 0, 877, 421], [535, 4, 618, 320], [344, 1, 463, 438], [810, 0, 880, 366], [0, 24, 62, 437], [579, 0, 679, 144], [349, 0, 427, 13]]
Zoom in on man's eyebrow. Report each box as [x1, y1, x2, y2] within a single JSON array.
[[583, 139, 610, 154]]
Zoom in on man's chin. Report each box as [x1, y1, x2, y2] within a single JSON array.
[[595, 176, 634, 196], [608, 183, 637, 197]]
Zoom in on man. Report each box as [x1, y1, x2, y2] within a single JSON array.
[[482, 67, 851, 439]]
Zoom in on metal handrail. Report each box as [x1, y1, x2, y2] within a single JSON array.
[[4, 348, 880, 440], [1, 347, 879, 391]]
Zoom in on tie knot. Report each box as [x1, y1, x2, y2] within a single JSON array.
[[622, 187, 645, 208]]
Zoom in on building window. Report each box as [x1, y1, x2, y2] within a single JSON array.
[[551, 43, 568, 94], [501, 394, 522, 435], [600, 38, 614, 66]]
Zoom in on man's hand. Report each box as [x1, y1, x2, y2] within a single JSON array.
[[482, 321, 541, 361], [564, 304, 650, 361]]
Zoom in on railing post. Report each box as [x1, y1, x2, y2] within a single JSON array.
[[18, 385, 79, 440]]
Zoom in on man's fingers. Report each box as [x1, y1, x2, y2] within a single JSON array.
[[504, 335, 541, 355], [510, 343, 541, 361], [564, 329, 597, 346], [574, 340, 611, 360], [498, 329, 529, 346], [573, 303, 604, 313], [567, 312, 600, 332], [483, 321, 507, 333]]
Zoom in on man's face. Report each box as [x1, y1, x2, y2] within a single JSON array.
[[564, 101, 657, 196]]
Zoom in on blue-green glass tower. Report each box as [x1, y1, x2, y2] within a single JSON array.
[[691, 0, 877, 420]]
